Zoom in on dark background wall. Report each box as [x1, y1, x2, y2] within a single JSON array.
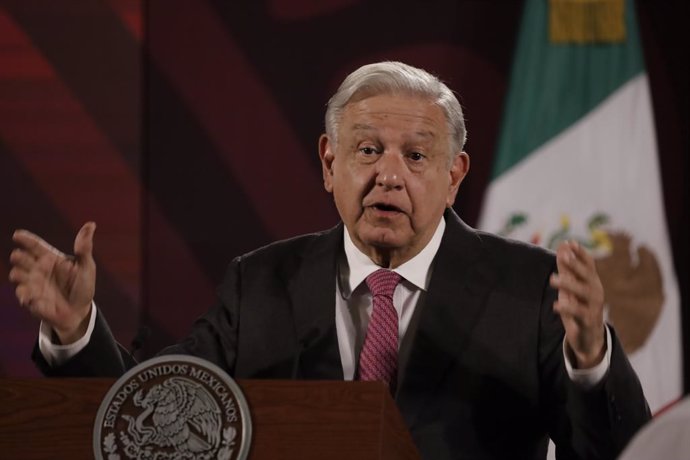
[[1, 0, 687, 390]]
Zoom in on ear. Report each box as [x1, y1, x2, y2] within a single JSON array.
[[446, 151, 470, 207], [318, 134, 335, 193]]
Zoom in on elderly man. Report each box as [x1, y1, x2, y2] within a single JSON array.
[[9, 61, 649, 459]]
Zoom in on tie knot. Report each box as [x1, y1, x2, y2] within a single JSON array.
[[366, 269, 401, 299]]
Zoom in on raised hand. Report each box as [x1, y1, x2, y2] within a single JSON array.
[[550, 240, 606, 369], [8, 222, 97, 344]]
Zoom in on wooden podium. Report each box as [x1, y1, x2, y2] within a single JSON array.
[[0, 378, 420, 459]]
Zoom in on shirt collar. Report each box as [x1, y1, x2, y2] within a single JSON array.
[[341, 216, 446, 296]]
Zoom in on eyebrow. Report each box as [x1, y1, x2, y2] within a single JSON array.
[[351, 123, 376, 132], [350, 123, 437, 139]]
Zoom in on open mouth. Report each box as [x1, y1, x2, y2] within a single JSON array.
[[372, 203, 402, 212]]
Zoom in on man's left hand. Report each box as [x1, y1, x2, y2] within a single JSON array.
[[550, 240, 606, 369]]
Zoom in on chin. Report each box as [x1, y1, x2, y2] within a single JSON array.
[[360, 230, 407, 250]]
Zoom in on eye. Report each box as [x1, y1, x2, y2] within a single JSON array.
[[408, 151, 425, 161], [359, 146, 380, 155]]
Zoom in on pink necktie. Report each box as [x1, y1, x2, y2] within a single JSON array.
[[358, 269, 401, 389]]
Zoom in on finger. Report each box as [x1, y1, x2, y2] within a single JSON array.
[[15, 284, 32, 307], [9, 248, 37, 271], [566, 241, 597, 281], [555, 241, 572, 278], [553, 298, 588, 322], [551, 271, 598, 309], [565, 283, 592, 306], [17, 276, 55, 319], [12, 229, 61, 259], [555, 241, 592, 282], [73, 221, 96, 262], [8, 267, 29, 284], [550, 272, 587, 298], [569, 240, 595, 269], [553, 299, 576, 327]]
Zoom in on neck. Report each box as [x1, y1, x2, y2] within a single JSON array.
[[365, 246, 415, 269]]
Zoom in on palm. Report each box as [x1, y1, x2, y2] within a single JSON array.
[[550, 241, 606, 368], [10, 222, 97, 339], [34, 252, 94, 327]]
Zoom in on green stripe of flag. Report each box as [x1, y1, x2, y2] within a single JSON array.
[[491, 0, 644, 179]]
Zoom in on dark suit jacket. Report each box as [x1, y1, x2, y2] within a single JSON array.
[[34, 210, 650, 459]]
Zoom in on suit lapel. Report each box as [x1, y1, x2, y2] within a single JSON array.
[[287, 225, 345, 380], [396, 210, 495, 429]]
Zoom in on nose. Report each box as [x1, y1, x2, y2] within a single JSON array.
[[375, 151, 405, 190]]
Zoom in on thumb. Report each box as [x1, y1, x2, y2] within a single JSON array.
[[74, 221, 96, 262]]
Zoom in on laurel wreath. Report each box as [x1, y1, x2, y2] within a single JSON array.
[[216, 426, 237, 460], [103, 433, 121, 460], [103, 425, 238, 460]]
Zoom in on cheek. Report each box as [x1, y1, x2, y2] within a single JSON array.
[[334, 163, 369, 194], [331, 171, 361, 209], [410, 176, 449, 212]]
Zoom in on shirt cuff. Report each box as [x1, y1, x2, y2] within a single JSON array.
[[563, 325, 612, 389], [38, 302, 98, 367]]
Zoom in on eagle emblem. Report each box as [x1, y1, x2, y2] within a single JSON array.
[[120, 377, 222, 458], [498, 212, 664, 354], [94, 356, 251, 460]]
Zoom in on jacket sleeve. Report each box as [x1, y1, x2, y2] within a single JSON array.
[[32, 307, 134, 377], [539, 274, 651, 459], [32, 257, 243, 378], [156, 257, 242, 373]]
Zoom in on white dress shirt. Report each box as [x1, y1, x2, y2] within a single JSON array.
[[335, 217, 446, 380]]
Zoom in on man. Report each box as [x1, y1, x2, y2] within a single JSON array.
[[9, 61, 650, 458]]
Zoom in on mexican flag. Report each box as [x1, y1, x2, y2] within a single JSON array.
[[478, 0, 681, 414]]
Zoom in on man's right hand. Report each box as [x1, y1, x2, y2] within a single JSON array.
[[8, 222, 97, 345]]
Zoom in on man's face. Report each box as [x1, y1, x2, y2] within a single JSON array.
[[319, 93, 469, 267]]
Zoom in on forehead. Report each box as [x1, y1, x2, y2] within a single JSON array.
[[340, 93, 448, 140]]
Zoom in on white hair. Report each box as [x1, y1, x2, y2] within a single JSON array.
[[325, 61, 467, 155]]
